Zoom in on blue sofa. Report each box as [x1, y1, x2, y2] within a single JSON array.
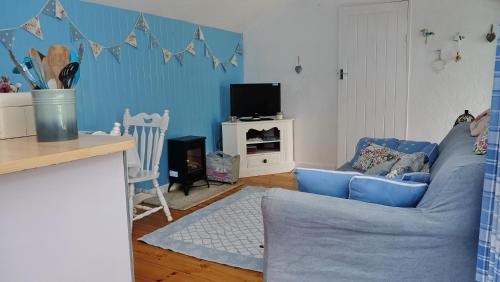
[[262, 123, 486, 282]]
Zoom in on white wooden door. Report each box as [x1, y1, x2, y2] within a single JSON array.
[[337, 1, 409, 166]]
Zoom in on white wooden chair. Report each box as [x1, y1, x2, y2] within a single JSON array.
[[123, 108, 173, 224]]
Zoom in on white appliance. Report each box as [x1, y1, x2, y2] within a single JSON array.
[[0, 92, 36, 139]]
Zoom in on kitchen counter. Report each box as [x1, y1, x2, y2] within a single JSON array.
[[0, 134, 134, 175], [0, 134, 136, 282]]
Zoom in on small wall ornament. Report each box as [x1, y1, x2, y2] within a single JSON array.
[[421, 28, 435, 44], [487, 24, 496, 43], [294, 56, 302, 74]]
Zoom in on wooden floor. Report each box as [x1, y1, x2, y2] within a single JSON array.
[[132, 172, 297, 282]]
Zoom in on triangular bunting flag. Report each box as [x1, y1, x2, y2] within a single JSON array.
[[186, 42, 196, 56], [230, 54, 238, 66], [235, 42, 243, 55], [175, 52, 184, 66], [125, 31, 138, 48], [69, 22, 84, 42], [162, 48, 172, 64], [212, 56, 220, 69], [43, 0, 66, 20], [136, 13, 150, 32], [0, 29, 16, 50], [109, 45, 122, 63], [22, 16, 43, 40], [89, 40, 103, 59], [195, 26, 205, 41], [204, 44, 210, 57], [150, 33, 159, 49], [221, 62, 229, 72]]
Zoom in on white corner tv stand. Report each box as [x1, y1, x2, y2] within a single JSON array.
[[222, 118, 294, 177]]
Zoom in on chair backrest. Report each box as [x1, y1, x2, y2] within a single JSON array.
[[123, 108, 169, 175]]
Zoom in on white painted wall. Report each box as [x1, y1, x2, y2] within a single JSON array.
[[243, 0, 500, 169]]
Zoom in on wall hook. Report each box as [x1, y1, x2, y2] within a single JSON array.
[[294, 56, 302, 74], [421, 28, 435, 44]]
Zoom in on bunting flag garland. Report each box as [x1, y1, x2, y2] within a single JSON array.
[[89, 40, 104, 59], [69, 22, 84, 42], [175, 52, 184, 66], [235, 42, 243, 55], [195, 26, 205, 41], [109, 45, 122, 62], [162, 48, 172, 63], [0, 2, 241, 72], [136, 13, 150, 32], [230, 54, 238, 67], [204, 44, 210, 57], [186, 42, 196, 56], [0, 29, 16, 50], [125, 31, 138, 48], [22, 16, 43, 40], [43, 0, 66, 20], [150, 33, 159, 49], [212, 56, 220, 69]]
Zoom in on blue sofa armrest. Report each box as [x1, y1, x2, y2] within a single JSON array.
[[262, 189, 475, 282]]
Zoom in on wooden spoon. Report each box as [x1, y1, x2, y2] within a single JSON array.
[[46, 45, 70, 89]]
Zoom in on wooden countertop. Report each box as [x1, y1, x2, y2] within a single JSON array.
[[0, 134, 135, 175]]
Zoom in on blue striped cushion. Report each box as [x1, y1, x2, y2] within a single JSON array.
[[295, 168, 362, 198]]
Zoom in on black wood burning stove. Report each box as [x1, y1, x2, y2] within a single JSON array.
[[167, 136, 210, 196]]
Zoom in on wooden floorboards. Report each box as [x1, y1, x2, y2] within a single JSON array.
[[132, 172, 297, 282]]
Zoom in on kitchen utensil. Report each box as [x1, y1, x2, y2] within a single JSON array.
[[77, 42, 84, 63], [7, 49, 39, 89], [47, 45, 71, 89], [47, 79, 58, 89], [29, 48, 49, 88], [70, 50, 81, 87], [12, 58, 33, 74], [23, 57, 47, 89], [487, 24, 497, 43], [58, 62, 80, 89]]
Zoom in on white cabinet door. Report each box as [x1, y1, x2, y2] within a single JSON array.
[[337, 1, 409, 165]]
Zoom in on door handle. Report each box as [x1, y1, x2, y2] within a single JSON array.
[[338, 69, 348, 80]]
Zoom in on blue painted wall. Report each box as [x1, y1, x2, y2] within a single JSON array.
[[0, 0, 243, 186]]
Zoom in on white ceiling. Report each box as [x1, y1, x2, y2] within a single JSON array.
[[83, 0, 283, 32]]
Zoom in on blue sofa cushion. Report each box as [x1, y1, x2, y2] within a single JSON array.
[[395, 172, 432, 184], [349, 176, 428, 207], [397, 140, 430, 154], [295, 168, 362, 198], [351, 138, 400, 164], [397, 140, 439, 167], [421, 143, 439, 167]]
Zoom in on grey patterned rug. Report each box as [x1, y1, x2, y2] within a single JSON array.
[[139, 187, 266, 272]]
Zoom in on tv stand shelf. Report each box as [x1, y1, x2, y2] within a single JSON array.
[[222, 119, 294, 177], [246, 139, 281, 145]]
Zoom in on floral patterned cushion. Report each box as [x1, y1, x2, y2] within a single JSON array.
[[352, 143, 401, 172], [470, 109, 490, 137], [473, 128, 488, 155]]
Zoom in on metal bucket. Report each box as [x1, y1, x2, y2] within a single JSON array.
[[31, 89, 78, 142]]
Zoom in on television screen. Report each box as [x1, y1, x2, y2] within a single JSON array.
[[230, 83, 281, 117]]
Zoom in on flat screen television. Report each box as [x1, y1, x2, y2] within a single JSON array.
[[230, 83, 281, 118]]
